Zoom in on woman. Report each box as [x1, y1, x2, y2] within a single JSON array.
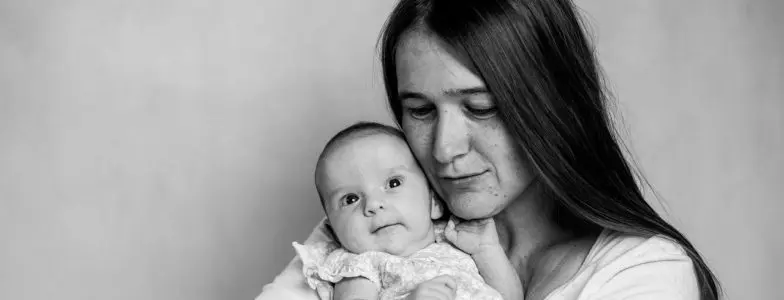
[[259, 0, 721, 299]]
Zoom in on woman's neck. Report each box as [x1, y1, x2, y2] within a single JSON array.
[[493, 178, 574, 284]]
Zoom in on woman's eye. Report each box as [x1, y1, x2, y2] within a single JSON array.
[[405, 105, 435, 120], [466, 105, 497, 119], [342, 194, 360, 206], [388, 178, 403, 189]]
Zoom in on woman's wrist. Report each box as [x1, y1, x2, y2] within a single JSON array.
[[470, 243, 506, 262]]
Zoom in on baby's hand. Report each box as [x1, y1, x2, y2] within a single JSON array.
[[444, 216, 501, 256], [404, 275, 457, 300]]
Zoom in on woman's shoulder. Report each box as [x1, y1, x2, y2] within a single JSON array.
[[543, 229, 699, 299], [587, 229, 692, 267]]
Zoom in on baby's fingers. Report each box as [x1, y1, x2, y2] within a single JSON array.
[[427, 275, 457, 290], [416, 287, 453, 300], [422, 275, 457, 300], [444, 218, 458, 242]]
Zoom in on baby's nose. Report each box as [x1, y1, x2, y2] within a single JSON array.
[[363, 196, 386, 216]]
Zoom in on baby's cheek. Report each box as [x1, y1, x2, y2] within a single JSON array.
[[338, 222, 371, 253]]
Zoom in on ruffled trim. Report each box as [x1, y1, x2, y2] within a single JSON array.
[[433, 220, 447, 243], [291, 221, 503, 300], [293, 241, 384, 300]]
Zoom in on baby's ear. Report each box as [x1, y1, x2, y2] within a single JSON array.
[[430, 190, 444, 220]]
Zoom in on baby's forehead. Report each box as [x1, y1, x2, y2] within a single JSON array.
[[327, 133, 409, 161], [317, 133, 413, 175]]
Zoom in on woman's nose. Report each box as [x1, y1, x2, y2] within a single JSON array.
[[433, 110, 470, 164]]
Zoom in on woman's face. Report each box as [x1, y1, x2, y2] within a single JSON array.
[[394, 30, 536, 220]]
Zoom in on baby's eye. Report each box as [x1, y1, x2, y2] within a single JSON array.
[[388, 177, 403, 189], [342, 194, 360, 206]]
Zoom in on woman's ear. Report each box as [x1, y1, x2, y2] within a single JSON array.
[[430, 190, 444, 220]]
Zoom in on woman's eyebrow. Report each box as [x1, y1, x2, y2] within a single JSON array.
[[398, 91, 427, 101], [399, 87, 488, 101], [443, 87, 488, 97]]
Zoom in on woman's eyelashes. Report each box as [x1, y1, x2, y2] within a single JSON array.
[[403, 102, 497, 120], [465, 105, 497, 119], [405, 104, 435, 120]]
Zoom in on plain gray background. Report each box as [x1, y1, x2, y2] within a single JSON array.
[[0, 0, 781, 299]]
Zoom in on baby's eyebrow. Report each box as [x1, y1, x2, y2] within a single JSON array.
[[386, 166, 410, 176], [326, 188, 346, 201], [326, 184, 362, 202]]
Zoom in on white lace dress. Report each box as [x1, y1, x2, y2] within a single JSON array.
[[291, 223, 502, 300]]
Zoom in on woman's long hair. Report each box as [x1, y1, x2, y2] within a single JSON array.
[[378, 0, 720, 299]]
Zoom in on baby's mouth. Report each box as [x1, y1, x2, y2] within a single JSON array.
[[372, 223, 402, 234]]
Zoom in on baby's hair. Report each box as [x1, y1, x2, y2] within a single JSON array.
[[314, 121, 406, 210]]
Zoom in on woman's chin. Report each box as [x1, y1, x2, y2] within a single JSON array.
[[451, 209, 494, 220], [446, 194, 505, 220]]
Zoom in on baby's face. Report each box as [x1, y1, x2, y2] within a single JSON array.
[[317, 133, 440, 256]]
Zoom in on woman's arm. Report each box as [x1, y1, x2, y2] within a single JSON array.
[[472, 245, 524, 300], [255, 218, 335, 300], [444, 217, 523, 300]]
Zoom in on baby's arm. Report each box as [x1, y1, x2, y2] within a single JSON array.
[[445, 218, 524, 300], [334, 277, 379, 300]]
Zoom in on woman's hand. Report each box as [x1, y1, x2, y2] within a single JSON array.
[[444, 216, 501, 256], [444, 217, 523, 300], [405, 275, 457, 300]]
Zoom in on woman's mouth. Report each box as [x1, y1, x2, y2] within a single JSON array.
[[440, 170, 489, 186]]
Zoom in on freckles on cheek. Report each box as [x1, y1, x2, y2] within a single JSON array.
[[406, 133, 430, 159]]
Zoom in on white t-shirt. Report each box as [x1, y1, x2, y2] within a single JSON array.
[[256, 219, 699, 300], [542, 229, 699, 299]]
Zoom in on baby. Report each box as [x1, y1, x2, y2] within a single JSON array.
[[292, 122, 522, 300]]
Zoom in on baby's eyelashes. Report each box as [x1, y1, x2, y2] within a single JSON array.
[[387, 176, 404, 189], [341, 193, 360, 206], [335, 176, 405, 208]]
